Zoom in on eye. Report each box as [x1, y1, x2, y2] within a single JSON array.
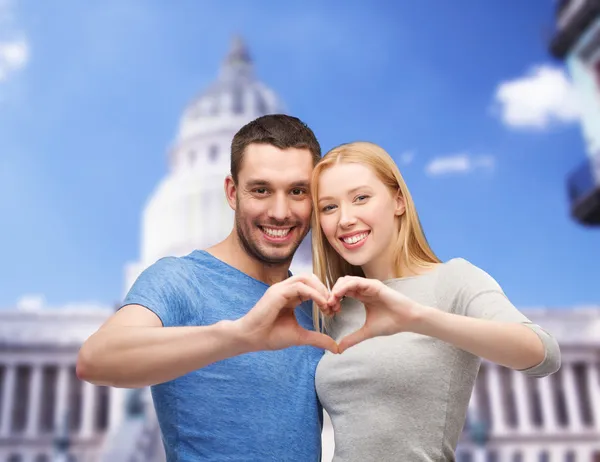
[[321, 204, 337, 213], [253, 188, 269, 195], [291, 188, 307, 196], [355, 194, 370, 202]]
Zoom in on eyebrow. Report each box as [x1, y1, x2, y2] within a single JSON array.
[[245, 179, 310, 188], [318, 185, 372, 203]]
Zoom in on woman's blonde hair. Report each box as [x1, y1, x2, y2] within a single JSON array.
[[310, 141, 441, 331]]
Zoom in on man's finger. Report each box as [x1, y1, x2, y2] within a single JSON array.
[[310, 273, 331, 300], [286, 282, 328, 308], [291, 273, 330, 300], [298, 329, 339, 354], [338, 327, 369, 353]]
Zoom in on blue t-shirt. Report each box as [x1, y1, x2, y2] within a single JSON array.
[[122, 250, 324, 461]]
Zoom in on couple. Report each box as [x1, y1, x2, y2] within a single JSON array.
[[77, 114, 561, 461]]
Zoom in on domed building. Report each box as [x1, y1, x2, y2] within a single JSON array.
[[124, 36, 312, 293], [0, 36, 599, 462]]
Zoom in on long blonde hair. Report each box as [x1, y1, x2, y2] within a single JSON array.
[[310, 141, 441, 331]]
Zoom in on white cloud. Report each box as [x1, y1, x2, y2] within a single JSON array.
[[0, 38, 28, 80], [16, 294, 45, 311], [492, 65, 579, 130], [0, 0, 29, 83], [425, 153, 495, 177]]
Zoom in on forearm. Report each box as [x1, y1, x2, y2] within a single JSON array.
[[411, 305, 546, 371], [76, 320, 251, 388]]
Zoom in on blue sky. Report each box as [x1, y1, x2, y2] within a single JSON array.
[[1, 0, 598, 310]]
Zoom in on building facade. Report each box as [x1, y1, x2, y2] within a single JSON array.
[[1, 37, 599, 462], [454, 308, 600, 462], [0, 299, 124, 462], [1, 302, 599, 462], [549, 0, 600, 226]]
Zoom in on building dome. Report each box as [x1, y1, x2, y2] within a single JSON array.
[[124, 37, 307, 292], [170, 36, 284, 171], [180, 37, 281, 129]]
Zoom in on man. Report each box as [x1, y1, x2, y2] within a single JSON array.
[[77, 114, 337, 461]]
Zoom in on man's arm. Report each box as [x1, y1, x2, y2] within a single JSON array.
[[76, 273, 336, 389], [76, 304, 252, 388]]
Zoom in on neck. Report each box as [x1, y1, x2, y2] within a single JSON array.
[[207, 231, 291, 286], [361, 258, 397, 281], [361, 254, 439, 281]]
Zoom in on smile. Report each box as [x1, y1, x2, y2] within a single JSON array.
[[339, 231, 370, 249], [259, 226, 294, 241]]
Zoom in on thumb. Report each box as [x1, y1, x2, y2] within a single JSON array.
[[338, 328, 369, 354], [297, 329, 339, 354]]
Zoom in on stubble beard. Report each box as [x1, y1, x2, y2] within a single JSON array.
[[234, 201, 308, 267]]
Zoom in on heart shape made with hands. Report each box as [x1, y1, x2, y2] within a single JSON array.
[[319, 276, 422, 354]]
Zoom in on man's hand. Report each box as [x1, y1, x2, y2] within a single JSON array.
[[237, 274, 339, 354]]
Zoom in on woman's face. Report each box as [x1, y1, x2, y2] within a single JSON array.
[[316, 162, 404, 279]]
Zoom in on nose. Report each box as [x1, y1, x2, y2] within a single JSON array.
[[338, 204, 357, 229], [267, 193, 292, 222]]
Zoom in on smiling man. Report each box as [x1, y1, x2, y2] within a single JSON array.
[[225, 137, 315, 279], [76, 114, 336, 461]]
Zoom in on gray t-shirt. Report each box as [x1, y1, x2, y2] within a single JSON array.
[[315, 258, 560, 461]]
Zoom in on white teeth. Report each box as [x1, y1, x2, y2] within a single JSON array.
[[342, 232, 368, 244], [262, 227, 291, 238]]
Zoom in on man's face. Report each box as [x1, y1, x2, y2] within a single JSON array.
[[226, 143, 314, 266]]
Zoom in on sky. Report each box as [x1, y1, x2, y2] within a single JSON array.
[[0, 0, 598, 310]]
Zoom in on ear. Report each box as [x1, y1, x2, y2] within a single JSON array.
[[394, 192, 406, 216], [224, 175, 237, 211]]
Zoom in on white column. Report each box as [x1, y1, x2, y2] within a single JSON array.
[[54, 364, 70, 432], [562, 363, 583, 432], [512, 372, 533, 433], [587, 363, 600, 432], [486, 364, 508, 434], [538, 375, 559, 433], [80, 381, 97, 437], [26, 364, 43, 436], [0, 365, 16, 436], [109, 386, 125, 431]]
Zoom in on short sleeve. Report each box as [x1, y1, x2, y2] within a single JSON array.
[[121, 256, 188, 327], [451, 259, 561, 378]]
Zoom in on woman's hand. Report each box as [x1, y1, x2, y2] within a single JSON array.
[[325, 276, 425, 353]]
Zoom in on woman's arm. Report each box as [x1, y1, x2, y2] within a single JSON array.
[[410, 304, 548, 372], [409, 259, 561, 377], [327, 261, 561, 377]]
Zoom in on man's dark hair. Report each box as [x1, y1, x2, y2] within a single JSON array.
[[230, 114, 321, 183]]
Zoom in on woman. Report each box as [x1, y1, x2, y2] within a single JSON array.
[[310, 141, 560, 461]]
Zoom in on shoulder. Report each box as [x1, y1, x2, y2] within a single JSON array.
[[123, 252, 210, 326], [125, 252, 212, 302], [435, 258, 504, 307], [146, 254, 189, 275], [143, 250, 220, 283], [439, 258, 502, 288], [134, 254, 195, 288]]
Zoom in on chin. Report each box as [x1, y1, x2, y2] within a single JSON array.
[[258, 243, 299, 264], [259, 248, 292, 261], [336, 249, 371, 268]]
